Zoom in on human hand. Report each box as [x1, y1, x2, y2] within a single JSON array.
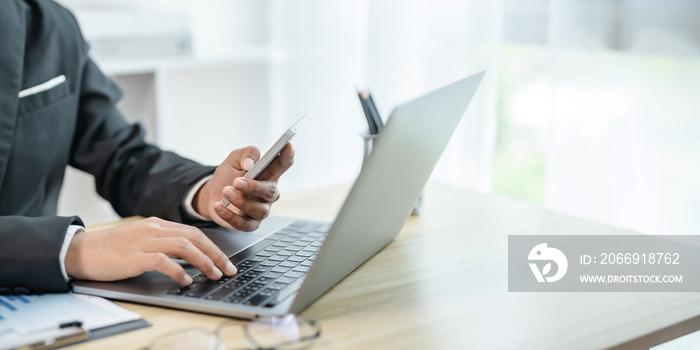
[[194, 144, 294, 231], [64, 217, 237, 285]]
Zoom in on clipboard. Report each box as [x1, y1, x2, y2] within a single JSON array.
[[0, 293, 150, 350]]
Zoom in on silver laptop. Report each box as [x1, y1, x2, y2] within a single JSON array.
[[72, 71, 485, 318]]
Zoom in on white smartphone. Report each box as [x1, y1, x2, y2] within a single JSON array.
[[221, 113, 313, 207]]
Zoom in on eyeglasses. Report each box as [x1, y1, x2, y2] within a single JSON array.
[[145, 314, 321, 350]]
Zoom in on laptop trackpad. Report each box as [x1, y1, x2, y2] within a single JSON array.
[[201, 229, 261, 257], [197, 216, 293, 257], [171, 230, 260, 267]]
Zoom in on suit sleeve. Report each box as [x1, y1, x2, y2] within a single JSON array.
[[0, 216, 83, 293], [69, 57, 215, 223]]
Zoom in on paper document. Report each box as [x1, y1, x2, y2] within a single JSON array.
[[650, 329, 700, 349], [0, 293, 141, 349]]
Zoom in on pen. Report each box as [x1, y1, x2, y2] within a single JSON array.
[[6, 321, 89, 350], [357, 90, 379, 134], [366, 93, 383, 133]]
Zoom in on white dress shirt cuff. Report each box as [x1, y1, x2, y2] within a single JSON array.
[[60, 225, 85, 282], [183, 174, 213, 222]]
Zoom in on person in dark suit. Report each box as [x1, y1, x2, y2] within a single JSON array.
[[0, 0, 294, 294]]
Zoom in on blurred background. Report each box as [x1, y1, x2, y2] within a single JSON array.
[[56, 0, 700, 237]]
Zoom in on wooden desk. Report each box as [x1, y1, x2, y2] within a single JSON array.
[[70, 183, 700, 349]]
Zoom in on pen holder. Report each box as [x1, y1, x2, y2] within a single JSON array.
[[362, 132, 423, 215]]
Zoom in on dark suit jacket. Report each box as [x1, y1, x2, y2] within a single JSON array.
[[0, 0, 215, 293]]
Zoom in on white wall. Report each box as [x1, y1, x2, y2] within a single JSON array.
[[367, 0, 501, 191], [544, 0, 700, 235]]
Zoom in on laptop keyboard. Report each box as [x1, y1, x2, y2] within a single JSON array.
[[166, 221, 329, 308]]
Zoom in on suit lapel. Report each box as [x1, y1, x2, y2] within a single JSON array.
[[0, 1, 27, 189]]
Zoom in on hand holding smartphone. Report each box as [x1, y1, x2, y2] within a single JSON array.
[[220, 113, 313, 207]]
